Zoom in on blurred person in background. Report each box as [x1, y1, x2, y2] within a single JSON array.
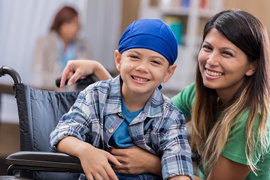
[[32, 6, 90, 88]]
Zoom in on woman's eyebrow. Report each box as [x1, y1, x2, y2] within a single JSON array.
[[204, 41, 238, 54]]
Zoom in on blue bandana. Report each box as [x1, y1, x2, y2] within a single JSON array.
[[118, 19, 178, 65]]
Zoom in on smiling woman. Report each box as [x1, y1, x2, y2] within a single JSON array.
[[198, 28, 256, 104], [188, 10, 270, 179]]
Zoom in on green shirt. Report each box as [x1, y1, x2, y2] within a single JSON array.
[[172, 83, 270, 180]]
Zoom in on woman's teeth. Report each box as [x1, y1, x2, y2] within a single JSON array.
[[206, 69, 223, 77]]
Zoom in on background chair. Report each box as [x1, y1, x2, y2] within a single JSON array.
[[0, 66, 87, 180]]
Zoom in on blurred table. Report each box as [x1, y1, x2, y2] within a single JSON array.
[[0, 83, 14, 122], [0, 83, 14, 95]]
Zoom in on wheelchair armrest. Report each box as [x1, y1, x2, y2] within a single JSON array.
[[6, 151, 83, 174]]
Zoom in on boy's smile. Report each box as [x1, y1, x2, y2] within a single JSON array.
[[115, 48, 176, 105], [131, 75, 150, 83]]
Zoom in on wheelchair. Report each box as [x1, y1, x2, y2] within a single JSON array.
[[0, 66, 92, 180]]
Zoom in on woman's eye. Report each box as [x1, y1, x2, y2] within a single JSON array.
[[223, 51, 233, 57], [202, 45, 212, 51]]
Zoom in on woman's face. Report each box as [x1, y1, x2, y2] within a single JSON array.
[[59, 16, 79, 42], [198, 28, 255, 102]]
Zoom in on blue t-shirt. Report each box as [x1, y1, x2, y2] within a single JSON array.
[[58, 40, 76, 71], [110, 98, 143, 147]]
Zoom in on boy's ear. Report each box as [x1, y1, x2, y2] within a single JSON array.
[[246, 60, 258, 76], [114, 50, 122, 71], [163, 64, 177, 83]]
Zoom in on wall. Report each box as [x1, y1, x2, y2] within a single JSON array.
[[121, 0, 140, 35], [224, 0, 270, 35]]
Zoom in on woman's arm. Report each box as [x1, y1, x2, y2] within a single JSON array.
[[108, 146, 162, 177], [60, 60, 112, 88], [169, 176, 191, 180], [166, 155, 250, 180], [207, 155, 250, 180]]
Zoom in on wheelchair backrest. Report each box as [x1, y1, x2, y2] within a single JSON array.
[[14, 83, 81, 179], [15, 83, 80, 151]]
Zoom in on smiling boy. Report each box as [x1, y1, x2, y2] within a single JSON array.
[[50, 19, 193, 180]]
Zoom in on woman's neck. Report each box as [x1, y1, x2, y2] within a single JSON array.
[[62, 39, 70, 51], [216, 78, 246, 104]]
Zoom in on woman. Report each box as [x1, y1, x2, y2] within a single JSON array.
[[32, 6, 90, 88], [59, 10, 270, 180]]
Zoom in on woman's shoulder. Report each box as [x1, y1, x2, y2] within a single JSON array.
[[171, 83, 195, 105], [234, 107, 270, 129], [182, 82, 196, 95], [222, 107, 270, 170], [171, 82, 195, 119], [36, 31, 58, 45], [75, 37, 87, 44], [228, 107, 270, 151]]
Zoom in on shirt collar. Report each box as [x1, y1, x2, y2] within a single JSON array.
[[104, 75, 164, 118]]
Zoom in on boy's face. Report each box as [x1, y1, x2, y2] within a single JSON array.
[[115, 48, 176, 98]]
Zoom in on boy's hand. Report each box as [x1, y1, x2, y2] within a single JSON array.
[[78, 143, 121, 180]]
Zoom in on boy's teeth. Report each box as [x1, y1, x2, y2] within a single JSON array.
[[206, 69, 223, 77], [133, 76, 148, 82]]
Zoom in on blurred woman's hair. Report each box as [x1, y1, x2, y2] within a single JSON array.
[[191, 9, 270, 175], [50, 6, 78, 33]]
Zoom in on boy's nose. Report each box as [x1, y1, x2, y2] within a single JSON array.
[[135, 62, 149, 73]]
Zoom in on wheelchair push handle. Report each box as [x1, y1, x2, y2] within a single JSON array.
[[55, 74, 98, 88], [0, 66, 22, 84]]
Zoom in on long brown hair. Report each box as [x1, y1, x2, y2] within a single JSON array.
[[50, 6, 78, 33], [191, 10, 270, 175]]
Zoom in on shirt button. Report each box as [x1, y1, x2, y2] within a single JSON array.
[[109, 127, 114, 133]]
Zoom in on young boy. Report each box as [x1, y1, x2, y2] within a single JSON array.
[[50, 19, 193, 180]]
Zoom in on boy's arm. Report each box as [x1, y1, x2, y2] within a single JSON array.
[[57, 136, 121, 180], [50, 88, 120, 179], [159, 108, 194, 180]]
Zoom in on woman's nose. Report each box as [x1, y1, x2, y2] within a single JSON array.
[[207, 51, 220, 66]]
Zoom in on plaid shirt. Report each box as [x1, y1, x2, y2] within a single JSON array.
[[50, 75, 193, 180]]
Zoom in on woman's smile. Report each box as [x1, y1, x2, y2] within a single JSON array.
[[204, 68, 224, 79]]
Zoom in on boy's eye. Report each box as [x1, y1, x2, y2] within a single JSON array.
[[151, 60, 161, 65], [130, 55, 139, 59]]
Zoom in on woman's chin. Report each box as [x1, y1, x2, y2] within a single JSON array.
[[203, 81, 218, 90]]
